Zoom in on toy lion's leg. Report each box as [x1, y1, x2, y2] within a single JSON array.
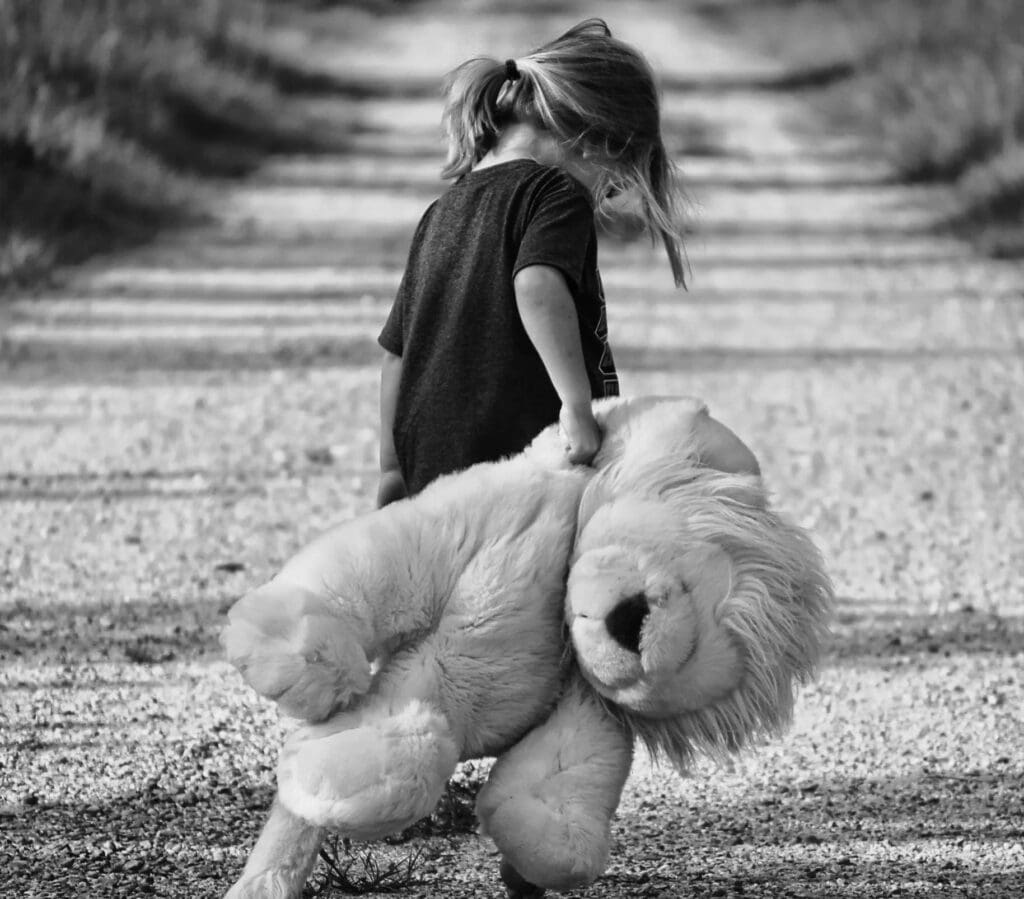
[[224, 798, 323, 899], [276, 696, 461, 841], [476, 679, 634, 895]]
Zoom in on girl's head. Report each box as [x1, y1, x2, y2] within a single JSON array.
[[441, 19, 687, 286]]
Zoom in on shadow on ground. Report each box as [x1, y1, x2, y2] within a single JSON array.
[[828, 602, 1024, 665], [2, 764, 1020, 898], [1, 596, 229, 666], [4, 580, 1022, 669]]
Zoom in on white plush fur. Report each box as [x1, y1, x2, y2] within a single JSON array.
[[277, 697, 460, 840], [222, 396, 832, 898], [223, 800, 323, 899], [475, 680, 634, 891], [565, 398, 832, 770], [569, 469, 832, 768]]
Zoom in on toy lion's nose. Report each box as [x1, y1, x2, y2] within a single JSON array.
[[605, 593, 650, 654]]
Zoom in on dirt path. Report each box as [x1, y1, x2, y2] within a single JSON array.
[[2, 1, 1023, 897]]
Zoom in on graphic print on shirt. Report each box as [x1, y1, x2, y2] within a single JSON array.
[[595, 273, 619, 396]]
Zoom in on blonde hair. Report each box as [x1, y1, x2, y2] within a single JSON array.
[[441, 19, 688, 287]]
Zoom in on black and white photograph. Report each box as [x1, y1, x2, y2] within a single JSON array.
[[1, 1, 1022, 897]]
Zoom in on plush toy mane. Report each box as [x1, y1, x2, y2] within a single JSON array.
[[577, 443, 833, 772]]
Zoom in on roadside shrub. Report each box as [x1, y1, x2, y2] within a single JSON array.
[[701, 0, 1024, 257], [859, 0, 1023, 181], [0, 0, 326, 288], [953, 147, 1024, 257]]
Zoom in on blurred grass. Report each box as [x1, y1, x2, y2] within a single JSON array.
[[0, 0, 346, 290], [699, 0, 1024, 257]]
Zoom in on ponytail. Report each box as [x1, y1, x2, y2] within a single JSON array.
[[441, 57, 514, 180]]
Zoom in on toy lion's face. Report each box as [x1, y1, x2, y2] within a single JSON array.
[[564, 404, 833, 766], [567, 499, 745, 718]]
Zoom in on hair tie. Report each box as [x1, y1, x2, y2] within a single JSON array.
[[504, 58, 520, 82]]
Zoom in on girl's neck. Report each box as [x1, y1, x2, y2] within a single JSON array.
[[474, 123, 601, 194], [475, 123, 557, 167]]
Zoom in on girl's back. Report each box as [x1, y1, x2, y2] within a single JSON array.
[[379, 159, 614, 495]]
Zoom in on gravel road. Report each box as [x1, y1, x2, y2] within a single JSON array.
[[2, 1, 1022, 897]]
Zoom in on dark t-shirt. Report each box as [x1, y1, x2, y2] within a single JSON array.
[[378, 158, 619, 495]]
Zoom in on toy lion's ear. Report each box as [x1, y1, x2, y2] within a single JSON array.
[[591, 396, 758, 475], [578, 398, 765, 532], [691, 408, 760, 477]]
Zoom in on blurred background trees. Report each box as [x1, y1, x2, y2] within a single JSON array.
[[2, 0, 1022, 289], [0, 0, 340, 286], [702, 0, 1024, 256], [856, 0, 1024, 255]]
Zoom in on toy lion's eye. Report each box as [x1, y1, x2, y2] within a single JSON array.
[[605, 593, 650, 654], [680, 579, 692, 594]]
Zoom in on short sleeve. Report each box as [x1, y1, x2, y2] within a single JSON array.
[[378, 287, 404, 355], [513, 172, 595, 296]]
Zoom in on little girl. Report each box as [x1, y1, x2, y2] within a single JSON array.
[[377, 18, 686, 506]]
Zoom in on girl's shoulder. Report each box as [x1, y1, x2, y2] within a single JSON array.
[[456, 159, 591, 203], [421, 161, 593, 239], [527, 163, 593, 205]]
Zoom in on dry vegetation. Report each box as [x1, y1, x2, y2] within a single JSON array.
[[0, 0, 338, 289], [700, 0, 1024, 257]]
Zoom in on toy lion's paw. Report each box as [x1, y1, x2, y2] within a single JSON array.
[[224, 868, 304, 899], [223, 582, 371, 721], [500, 859, 546, 898]]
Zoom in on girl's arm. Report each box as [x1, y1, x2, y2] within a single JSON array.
[[378, 350, 407, 506], [514, 265, 601, 464]]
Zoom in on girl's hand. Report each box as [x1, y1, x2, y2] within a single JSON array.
[[560, 401, 602, 465], [377, 468, 408, 507]]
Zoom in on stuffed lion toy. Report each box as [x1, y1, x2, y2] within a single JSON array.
[[223, 396, 832, 898]]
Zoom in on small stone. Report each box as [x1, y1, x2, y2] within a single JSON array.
[[304, 446, 335, 465]]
